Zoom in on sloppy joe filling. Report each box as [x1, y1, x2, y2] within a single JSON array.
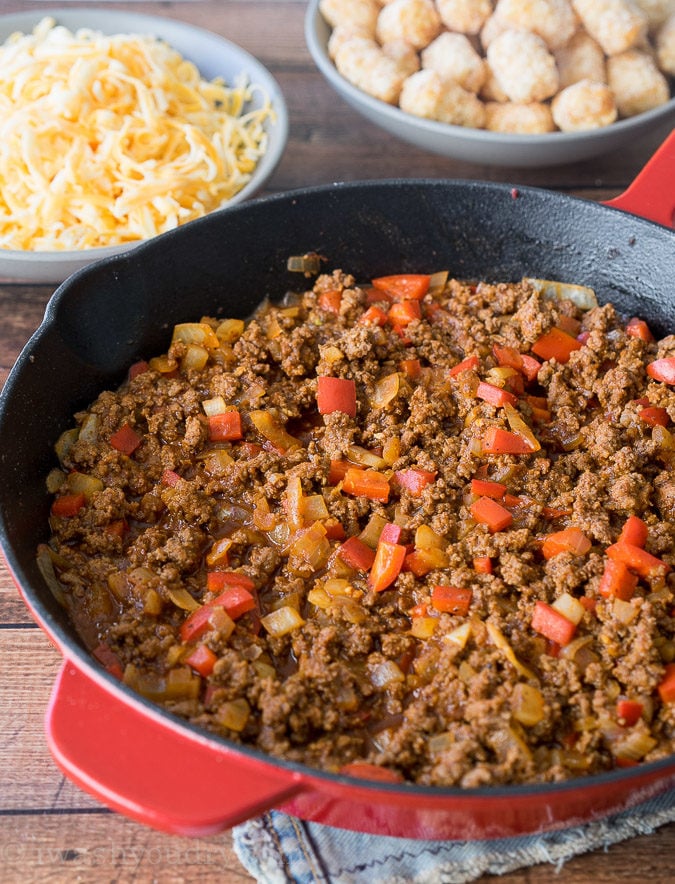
[[42, 268, 675, 786]]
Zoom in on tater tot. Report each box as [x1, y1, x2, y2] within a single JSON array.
[[421, 32, 487, 92], [572, 0, 648, 55], [555, 31, 607, 87], [382, 39, 421, 76], [656, 14, 675, 72], [319, 0, 380, 34], [607, 48, 670, 115], [494, 0, 579, 50], [480, 67, 511, 102], [633, 0, 675, 30], [376, 0, 442, 50], [551, 79, 618, 129], [435, 0, 494, 35], [487, 30, 559, 102], [480, 13, 510, 50], [328, 23, 373, 59], [400, 69, 486, 126], [334, 37, 410, 104], [485, 100, 556, 132]]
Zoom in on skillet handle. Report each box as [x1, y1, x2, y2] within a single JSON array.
[[602, 129, 675, 228], [46, 661, 304, 836]]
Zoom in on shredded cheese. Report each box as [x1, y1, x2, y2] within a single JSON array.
[[0, 17, 274, 251]]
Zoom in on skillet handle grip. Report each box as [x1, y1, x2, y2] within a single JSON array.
[[46, 661, 304, 836], [602, 129, 675, 228]]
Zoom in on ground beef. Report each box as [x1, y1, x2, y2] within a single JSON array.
[[42, 270, 675, 787]]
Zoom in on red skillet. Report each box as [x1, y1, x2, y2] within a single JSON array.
[[1, 130, 674, 840]]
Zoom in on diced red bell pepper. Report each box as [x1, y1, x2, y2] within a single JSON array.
[[110, 422, 142, 455], [128, 360, 150, 380], [338, 535, 376, 571], [368, 540, 406, 592], [51, 492, 86, 518], [616, 698, 643, 727], [180, 605, 218, 643], [532, 327, 582, 363], [92, 642, 123, 679], [339, 762, 404, 782], [531, 600, 577, 646], [541, 527, 591, 560], [470, 478, 506, 499], [371, 274, 430, 301], [393, 468, 436, 496], [379, 522, 402, 544], [399, 358, 421, 378], [328, 459, 358, 485], [359, 305, 388, 326], [476, 381, 518, 408], [556, 315, 582, 336], [657, 663, 675, 703], [492, 344, 523, 372], [388, 299, 421, 329], [618, 515, 648, 548], [343, 468, 390, 502], [212, 585, 256, 620], [317, 376, 357, 417], [449, 354, 480, 377], [318, 289, 342, 313], [105, 519, 128, 538], [520, 353, 542, 383], [647, 357, 675, 384], [473, 555, 493, 574], [161, 469, 182, 487], [606, 542, 671, 579], [470, 496, 513, 533], [207, 571, 256, 593], [431, 584, 472, 615], [481, 426, 533, 455], [324, 520, 346, 540], [626, 317, 653, 342], [598, 559, 638, 601], [208, 410, 243, 441], [185, 643, 218, 677], [639, 406, 669, 427]]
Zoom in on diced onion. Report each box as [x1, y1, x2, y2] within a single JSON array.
[[511, 682, 545, 727], [166, 587, 201, 612], [613, 597, 639, 625], [410, 616, 437, 639], [369, 660, 405, 689], [371, 373, 400, 409], [347, 445, 387, 469], [486, 621, 536, 680], [216, 698, 251, 732], [261, 605, 305, 636], [524, 279, 597, 310], [216, 319, 245, 344], [551, 592, 585, 626], [202, 396, 227, 417], [443, 621, 472, 649]]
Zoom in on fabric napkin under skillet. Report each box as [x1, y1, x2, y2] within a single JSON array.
[[233, 787, 675, 883]]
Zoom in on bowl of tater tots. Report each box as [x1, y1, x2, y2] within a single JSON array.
[[306, 0, 675, 167]]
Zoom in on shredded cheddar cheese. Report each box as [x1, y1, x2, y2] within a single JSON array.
[[0, 17, 274, 251]]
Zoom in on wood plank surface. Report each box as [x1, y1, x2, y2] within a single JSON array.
[[0, 2, 674, 882]]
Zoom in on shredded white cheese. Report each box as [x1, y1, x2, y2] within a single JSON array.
[[0, 17, 274, 251]]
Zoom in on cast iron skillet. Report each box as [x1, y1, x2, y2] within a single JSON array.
[[1, 132, 674, 840]]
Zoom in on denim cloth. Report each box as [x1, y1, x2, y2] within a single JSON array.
[[233, 788, 675, 883]]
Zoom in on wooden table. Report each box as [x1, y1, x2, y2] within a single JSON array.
[[1, 2, 673, 881]]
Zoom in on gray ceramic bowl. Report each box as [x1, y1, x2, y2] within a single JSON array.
[[0, 8, 289, 283], [305, 0, 675, 169]]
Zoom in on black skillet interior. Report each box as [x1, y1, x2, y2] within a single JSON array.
[[1, 179, 673, 648]]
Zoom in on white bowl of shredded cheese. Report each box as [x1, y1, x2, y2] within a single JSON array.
[[0, 9, 288, 282]]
